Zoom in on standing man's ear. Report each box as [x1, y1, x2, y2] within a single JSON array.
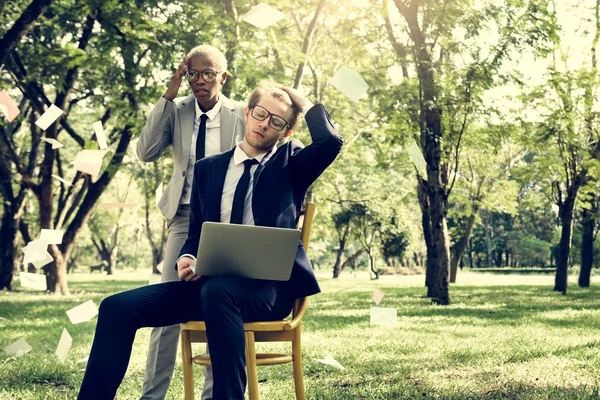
[[221, 71, 228, 86]]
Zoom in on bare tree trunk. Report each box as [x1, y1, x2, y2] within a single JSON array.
[[339, 249, 364, 274], [332, 223, 350, 278], [0, 204, 19, 290], [450, 213, 476, 283], [555, 195, 576, 294], [417, 179, 435, 295], [368, 251, 379, 279], [293, 0, 326, 89], [579, 204, 596, 288]]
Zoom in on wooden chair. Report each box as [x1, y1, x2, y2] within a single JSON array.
[[180, 202, 317, 400]]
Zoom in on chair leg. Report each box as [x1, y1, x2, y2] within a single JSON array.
[[245, 331, 260, 400], [292, 327, 305, 400], [181, 329, 195, 400]]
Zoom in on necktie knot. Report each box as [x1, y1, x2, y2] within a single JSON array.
[[200, 114, 208, 122], [195, 114, 209, 162], [243, 158, 259, 170]]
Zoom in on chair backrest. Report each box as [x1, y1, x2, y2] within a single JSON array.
[[298, 202, 317, 250], [292, 202, 316, 317]]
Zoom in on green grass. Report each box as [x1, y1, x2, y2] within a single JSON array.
[[1, 271, 600, 399]]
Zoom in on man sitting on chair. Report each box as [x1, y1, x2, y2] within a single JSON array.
[[78, 83, 343, 400]]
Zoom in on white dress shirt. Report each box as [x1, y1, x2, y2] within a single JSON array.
[[180, 96, 223, 204], [178, 144, 276, 263]]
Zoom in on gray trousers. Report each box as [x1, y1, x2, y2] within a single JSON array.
[[141, 205, 213, 400]]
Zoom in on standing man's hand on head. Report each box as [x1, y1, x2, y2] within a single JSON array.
[[164, 56, 189, 102], [177, 256, 201, 281]]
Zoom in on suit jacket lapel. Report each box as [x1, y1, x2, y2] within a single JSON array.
[[179, 95, 195, 169], [220, 95, 239, 152], [209, 148, 235, 221]]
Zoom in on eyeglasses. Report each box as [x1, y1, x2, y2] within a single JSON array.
[[250, 105, 289, 131], [185, 69, 220, 83]]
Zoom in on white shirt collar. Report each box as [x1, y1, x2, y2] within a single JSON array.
[[233, 143, 277, 166], [194, 95, 222, 121]]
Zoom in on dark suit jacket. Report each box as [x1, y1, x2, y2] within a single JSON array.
[[178, 104, 343, 299]]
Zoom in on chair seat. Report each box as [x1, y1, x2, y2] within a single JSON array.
[[193, 352, 294, 366], [182, 319, 293, 332]]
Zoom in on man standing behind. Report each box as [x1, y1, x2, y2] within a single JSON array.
[[136, 44, 243, 400]]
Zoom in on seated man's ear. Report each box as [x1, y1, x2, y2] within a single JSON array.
[[280, 129, 293, 142]]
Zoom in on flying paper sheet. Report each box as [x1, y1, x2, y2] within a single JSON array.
[[98, 203, 138, 209], [242, 2, 286, 29], [314, 352, 345, 370], [372, 289, 384, 306], [155, 183, 164, 207], [370, 306, 397, 326], [40, 229, 65, 245], [52, 174, 72, 186], [55, 328, 72, 362], [73, 149, 107, 180], [22, 239, 49, 266], [77, 355, 89, 370], [0, 90, 21, 122], [407, 140, 427, 177], [93, 121, 108, 150], [66, 300, 98, 324], [31, 251, 53, 268], [19, 272, 47, 291], [4, 338, 32, 357], [330, 67, 369, 103], [35, 104, 64, 131], [149, 273, 162, 285], [41, 137, 64, 149], [156, 260, 164, 273]]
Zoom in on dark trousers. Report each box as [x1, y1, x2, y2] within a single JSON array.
[[78, 276, 293, 400]]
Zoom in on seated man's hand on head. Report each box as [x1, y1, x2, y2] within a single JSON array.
[[177, 256, 201, 281]]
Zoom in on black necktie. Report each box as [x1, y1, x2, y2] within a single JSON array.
[[230, 159, 259, 224], [195, 114, 209, 162]]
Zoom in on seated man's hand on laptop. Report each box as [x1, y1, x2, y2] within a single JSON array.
[[177, 257, 201, 281]]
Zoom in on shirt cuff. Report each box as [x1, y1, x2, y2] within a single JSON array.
[[302, 102, 315, 115], [177, 254, 196, 263]]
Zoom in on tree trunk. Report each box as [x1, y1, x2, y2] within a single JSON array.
[[450, 212, 476, 283], [417, 179, 435, 295], [0, 204, 19, 290], [368, 251, 379, 279], [579, 206, 595, 288], [340, 249, 364, 273], [332, 223, 350, 278], [554, 196, 576, 294]]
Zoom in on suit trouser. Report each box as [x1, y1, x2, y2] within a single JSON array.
[[78, 276, 293, 400], [141, 205, 214, 400]]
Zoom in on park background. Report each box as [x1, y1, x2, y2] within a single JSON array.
[[1, 0, 600, 398]]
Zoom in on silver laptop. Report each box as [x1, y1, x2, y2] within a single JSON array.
[[194, 222, 301, 281]]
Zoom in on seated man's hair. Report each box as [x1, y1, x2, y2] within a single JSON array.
[[186, 45, 228, 72], [247, 81, 302, 131]]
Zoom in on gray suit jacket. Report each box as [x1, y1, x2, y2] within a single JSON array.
[[137, 94, 246, 220]]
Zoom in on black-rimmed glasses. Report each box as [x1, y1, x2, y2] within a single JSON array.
[[250, 105, 289, 131]]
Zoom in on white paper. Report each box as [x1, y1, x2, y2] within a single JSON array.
[[314, 352, 345, 370], [35, 104, 64, 131], [52, 174, 72, 186], [66, 300, 98, 324], [4, 338, 32, 357], [330, 67, 369, 103], [372, 289, 384, 306], [93, 121, 108, 150], [40, 229, 65, 245], [31, 251, 54, 269], [55, 328, 72, 362], [19, 272, 47, 291], [73, 149, 108, 180], [242, 2, 286, 29], [149, 273, 162, 285], [0, 90, 21, 122], [22, 239, 49, 266], [407, 140, 427, 177], [77, 355, 89, 370], [370, 306, 397, 326], [41, 137, 64, 149], [98, 203, 138, 209], [156, 260, 164, 273], [155, 183, 164, 207]]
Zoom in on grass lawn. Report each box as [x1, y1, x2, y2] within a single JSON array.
[[1, 271, 599, 399]]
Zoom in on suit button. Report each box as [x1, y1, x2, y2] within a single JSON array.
[[182, 171, 186, 177]]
